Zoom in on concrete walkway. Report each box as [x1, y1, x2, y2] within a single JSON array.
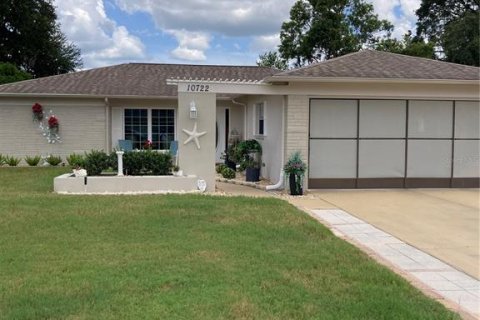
[[216, 182, 480, 318]]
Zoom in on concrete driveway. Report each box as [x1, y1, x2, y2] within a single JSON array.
[[296, 189, 479, 280]]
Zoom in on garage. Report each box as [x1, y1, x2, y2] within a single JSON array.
[[308, 99, 480, 189]]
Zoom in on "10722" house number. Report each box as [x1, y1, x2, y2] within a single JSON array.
[[186, 84, 210, 92]]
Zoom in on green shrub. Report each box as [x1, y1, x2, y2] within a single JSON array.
[[84, 150, 111, 176], [5, 156, 21, 166], [235, 139, 262, 170], [221, 167, 236, 179], [0, 154, 5, 166], [25, 155, 41, 166], [66, 153, 85, 167], [216, 163, 227, 174], [46, 155, 62, 166], [107, 152, 118, 171], [123, 150, 173, 175]]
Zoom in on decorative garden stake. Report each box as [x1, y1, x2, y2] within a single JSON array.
[[284, 151, 307, 196]]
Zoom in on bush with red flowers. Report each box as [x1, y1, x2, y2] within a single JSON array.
[[143, 139, 153, 150], [32, 103, 43, 121]]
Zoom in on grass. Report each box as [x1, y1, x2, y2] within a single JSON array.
[[0, 167, 459, 319]]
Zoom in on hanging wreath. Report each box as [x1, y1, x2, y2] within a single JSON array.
[[31, 102, 61, 144], [32, 103, 44, 122]]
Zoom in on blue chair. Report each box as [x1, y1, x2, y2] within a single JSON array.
[[118, 139, 133, 152], [169, 140, 178, 166]]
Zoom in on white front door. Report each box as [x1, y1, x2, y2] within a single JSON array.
[[215, 107, 230, 163]]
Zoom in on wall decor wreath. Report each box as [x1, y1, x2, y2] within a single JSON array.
[[31, 103, 61, 144]]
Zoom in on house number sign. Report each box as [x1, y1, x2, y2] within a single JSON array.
[[186, 84, 210, 92]]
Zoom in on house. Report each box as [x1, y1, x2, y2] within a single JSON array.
[[0, 50, 478, 191]]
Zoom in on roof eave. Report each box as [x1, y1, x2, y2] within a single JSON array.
[[265, 76, 479, 85], [0, 92, 240, 100], [0, 93, 179, 99]]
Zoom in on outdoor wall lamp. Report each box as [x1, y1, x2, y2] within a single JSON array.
[[189, 101, 198, 119]]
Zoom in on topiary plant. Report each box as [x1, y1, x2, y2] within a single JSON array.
[[66, 153, 85, 167], [46, 155, 62, 166], [216, 163, 227, 174], [84, 150, 110, 176], [221, 167, 236, 179], [25, 155, 41, 166], [5, 156, 21, 166]]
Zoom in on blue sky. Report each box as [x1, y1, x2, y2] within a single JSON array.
[[54, 0, 421, 69]]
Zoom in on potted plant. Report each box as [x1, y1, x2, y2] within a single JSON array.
[[223, 130, 241, 171], [223, 141, 240, 171], [284, 151, 307, 196], [237, 139, 262, 182]]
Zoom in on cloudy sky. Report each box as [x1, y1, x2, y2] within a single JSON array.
[[54, 0, 421, 69]]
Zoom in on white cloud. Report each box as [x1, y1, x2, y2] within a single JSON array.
[[167, 30, 211, 61], [250, 34, 281, 53], [369, 0, 421, 38], [114, 0, 296, 37], [55, 0, 146, 68]]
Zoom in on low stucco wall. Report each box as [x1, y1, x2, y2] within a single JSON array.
[[54, 174, 200, 194]]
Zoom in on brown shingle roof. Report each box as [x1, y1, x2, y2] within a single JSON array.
[[269, 50, 480, 81], [0, 63, 279, 97]]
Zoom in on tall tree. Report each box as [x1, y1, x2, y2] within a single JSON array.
[[279, 0, 393, 66], [416, 0, 479, 66], [376, 31, 436, 59], [0, 0, 82, 78], [256, 51, 289, 70]]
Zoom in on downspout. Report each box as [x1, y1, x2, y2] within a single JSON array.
[[266, 96, 286, 191], [104, 97, 111, 152]]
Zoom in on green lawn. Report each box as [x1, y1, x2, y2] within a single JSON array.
[[0, 168, 459, 319]]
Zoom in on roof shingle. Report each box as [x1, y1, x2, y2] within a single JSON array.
[[0, 63, 279, 97], [270, 50, 480, 81]]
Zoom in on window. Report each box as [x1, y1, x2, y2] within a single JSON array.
[[255, 102, 265, 136], [125, 109, 148, 149], [124, 108, 175, 150]]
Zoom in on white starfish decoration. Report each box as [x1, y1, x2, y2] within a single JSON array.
[[182, 122, 207, 149]]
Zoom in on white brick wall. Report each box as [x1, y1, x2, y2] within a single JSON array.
[[0, 98, 106, 162]]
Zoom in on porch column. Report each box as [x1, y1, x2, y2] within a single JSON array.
[[177, 92, 217, 192]]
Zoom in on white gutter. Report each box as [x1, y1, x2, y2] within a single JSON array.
[[266, 95, 287, 191], [104, 97, 111, 152], [264, 76, 479, 85]]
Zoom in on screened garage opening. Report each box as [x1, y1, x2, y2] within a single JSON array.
[[308, 99, 480, 189]]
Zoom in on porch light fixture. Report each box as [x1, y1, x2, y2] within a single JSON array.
[[189, 101, 198, 119]]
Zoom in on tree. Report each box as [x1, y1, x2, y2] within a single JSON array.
[[376, 31, 435, 59], [442, 11, 479, 66], [279, 0, 393, 66], [256, 51, 288, 70], [0, 62, 32, 84], [0, 0, 82, 78], [416, 0, 479, 66]]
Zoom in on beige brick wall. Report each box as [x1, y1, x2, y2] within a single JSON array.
[[0, 97, 106, 163], [284, 95, 309, 162], [284, 95, 310, 187]]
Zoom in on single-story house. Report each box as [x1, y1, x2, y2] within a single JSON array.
[[0, 50, 478, 191]]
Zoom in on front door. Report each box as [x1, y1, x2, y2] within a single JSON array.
[[215, 107, 230, 163]]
